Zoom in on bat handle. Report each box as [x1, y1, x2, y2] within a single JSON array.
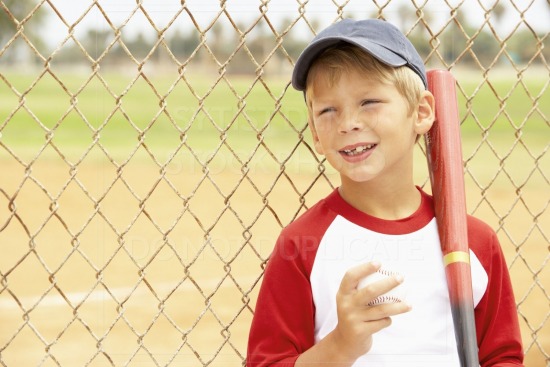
[[446, 259, 479, 366]]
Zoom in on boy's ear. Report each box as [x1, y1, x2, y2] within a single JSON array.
[[414, 90, 436, 135]]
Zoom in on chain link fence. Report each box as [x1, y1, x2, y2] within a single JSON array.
[[0, 0, 548, 366]]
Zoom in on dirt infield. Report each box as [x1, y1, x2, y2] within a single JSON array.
[[0, 154, 548, 366]]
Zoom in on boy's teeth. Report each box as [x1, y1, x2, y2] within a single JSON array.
[[343, 144, 374, 154]]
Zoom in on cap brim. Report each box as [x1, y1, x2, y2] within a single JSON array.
[[291, 36, 407, 91]]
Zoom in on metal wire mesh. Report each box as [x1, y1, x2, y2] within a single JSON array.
[[0, 0, 548, 366]]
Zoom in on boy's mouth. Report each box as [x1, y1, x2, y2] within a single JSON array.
[[340, 143, 377, 156]]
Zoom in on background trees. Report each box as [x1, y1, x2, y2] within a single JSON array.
[[0, 1, 548, 71]]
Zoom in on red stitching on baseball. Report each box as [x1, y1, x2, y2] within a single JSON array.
[[377, 269, 399, 277], [368, 295, 403, 306]]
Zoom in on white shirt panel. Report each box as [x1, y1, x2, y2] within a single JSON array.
[[310, 215, 487, 366]]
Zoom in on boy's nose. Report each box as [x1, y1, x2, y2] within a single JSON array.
[[338, 112, 363, 134]]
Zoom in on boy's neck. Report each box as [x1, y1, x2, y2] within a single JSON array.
[[338, 179, 421, 221]]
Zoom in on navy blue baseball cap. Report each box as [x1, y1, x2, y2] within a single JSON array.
[[291, 18, 427, 91]]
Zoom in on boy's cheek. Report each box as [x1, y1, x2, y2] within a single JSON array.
[[310, 119, 331, 136], [307, 118, 322, 154], [313, 139, 325, 156], [309, 129, 325, 155], [307, 122, 324, 155]]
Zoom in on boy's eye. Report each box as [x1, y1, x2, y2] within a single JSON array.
[[318, 107, 335, 116], [361, 99, 380, 106]]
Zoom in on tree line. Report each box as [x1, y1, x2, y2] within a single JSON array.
[[1, 1, 548, 73]]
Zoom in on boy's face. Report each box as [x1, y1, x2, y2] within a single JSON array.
[[307, 69, 433, 185]]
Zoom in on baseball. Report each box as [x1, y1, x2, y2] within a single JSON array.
[[358, 268, 407, 306]]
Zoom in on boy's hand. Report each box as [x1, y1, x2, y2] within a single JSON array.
[[332, 261, 412, 360]]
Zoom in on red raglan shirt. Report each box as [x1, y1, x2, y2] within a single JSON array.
[[247, 188, 523, 367]]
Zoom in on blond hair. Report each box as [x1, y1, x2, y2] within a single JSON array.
[[305, 44, 425, 118]]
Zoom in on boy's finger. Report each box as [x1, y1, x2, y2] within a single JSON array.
[[359, 302, 412, 321], [339, 261, 381, 293]]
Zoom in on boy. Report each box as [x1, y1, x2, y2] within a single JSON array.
[[247, 19, 523, 366]]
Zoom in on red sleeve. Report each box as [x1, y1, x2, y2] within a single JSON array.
[[246, 227, 316, 367], [246, 198, 336, 367], [469, 217, 524, 366]]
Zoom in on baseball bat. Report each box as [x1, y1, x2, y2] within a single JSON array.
[[425, 69, 479, 366]]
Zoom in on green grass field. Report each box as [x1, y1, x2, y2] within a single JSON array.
[[1, 68, 548, 159]]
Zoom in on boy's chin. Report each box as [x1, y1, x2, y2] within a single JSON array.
[[339, 170, 379, 185], [326, 152, 386, 184], [331, 161, 384, 184]]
